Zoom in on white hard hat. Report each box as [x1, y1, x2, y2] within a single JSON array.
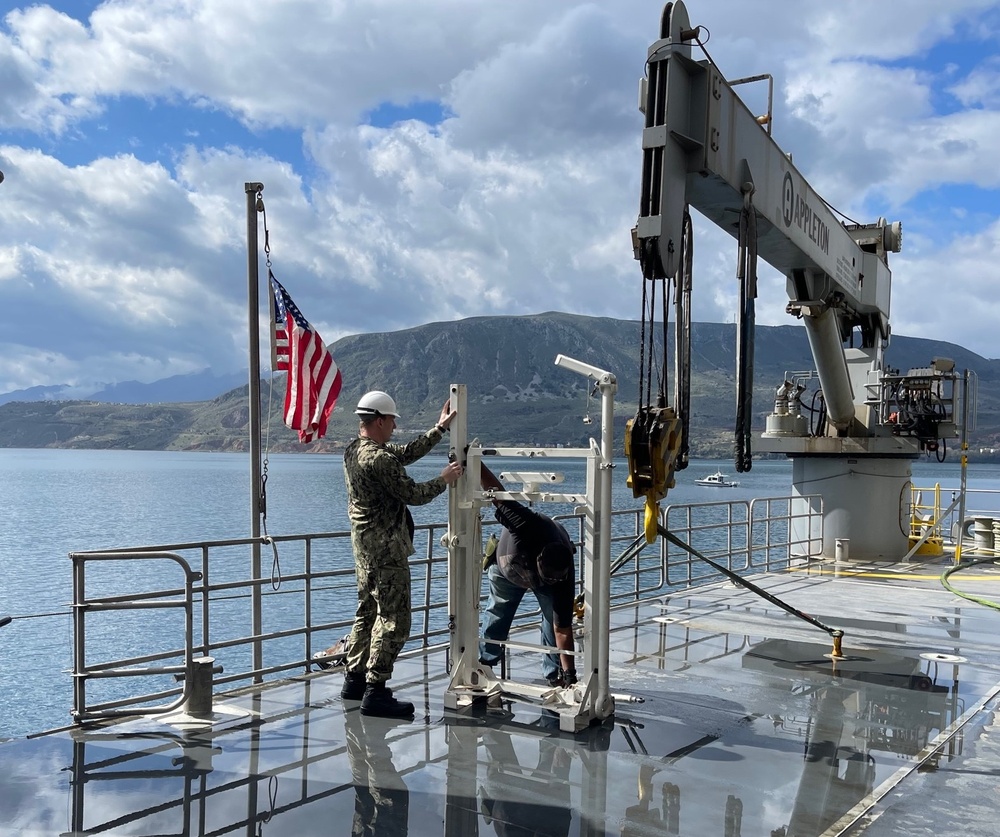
[[355, 390, 400, 418]]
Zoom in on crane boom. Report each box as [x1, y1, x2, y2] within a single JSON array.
[[636, 1, 901, 431]]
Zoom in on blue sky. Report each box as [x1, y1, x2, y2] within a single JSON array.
[[0, 0, 998, 397]]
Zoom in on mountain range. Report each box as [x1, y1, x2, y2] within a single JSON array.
[[0, 369, 248, 407], [0, 312, 997, 458]]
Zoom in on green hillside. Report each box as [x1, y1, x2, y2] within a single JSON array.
[[1, 313, 997, 458]]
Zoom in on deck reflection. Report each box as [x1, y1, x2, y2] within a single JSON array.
[[4, 562, 1000, 836], [15, 659, 968, 836]]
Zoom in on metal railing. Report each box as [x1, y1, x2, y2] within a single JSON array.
[[70, 529, 360, 722], [663, 494, 823, 586], [69, 496, 819, 722], [911, 484, 1000, 558]]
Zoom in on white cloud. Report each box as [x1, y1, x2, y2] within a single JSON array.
[[0, 0, 998, 395], [949, 56, 1000, 107], [802, 0, 998, 61], [784, 59, 1000, 212], [2, 0, 569, 131], [891, 217, 1000, 359]]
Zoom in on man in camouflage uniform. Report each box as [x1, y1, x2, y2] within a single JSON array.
[[340, 390, 463, 718]]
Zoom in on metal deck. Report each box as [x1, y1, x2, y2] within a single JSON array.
[[5, 557, 1000, 836]]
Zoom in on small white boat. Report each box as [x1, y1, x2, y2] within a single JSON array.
[[694, 470, 739, 487]]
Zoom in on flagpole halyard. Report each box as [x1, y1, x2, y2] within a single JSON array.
[[247, 182, 342, 670]]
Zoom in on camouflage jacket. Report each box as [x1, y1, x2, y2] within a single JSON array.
[[343, 427, 448, 566]]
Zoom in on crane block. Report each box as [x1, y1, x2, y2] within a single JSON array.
[[624, 406, 682, 502]]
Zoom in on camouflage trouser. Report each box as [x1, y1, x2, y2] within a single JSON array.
[[345, 554, 412, 684]]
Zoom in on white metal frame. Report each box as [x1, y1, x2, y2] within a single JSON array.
[[443, 355, 618, 733]]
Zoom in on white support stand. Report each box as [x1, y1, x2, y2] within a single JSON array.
[[443, 355, 617, 733]]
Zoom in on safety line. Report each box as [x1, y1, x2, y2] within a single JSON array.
[[658, 524, 841, 639], [797, 567, 1000, 582]]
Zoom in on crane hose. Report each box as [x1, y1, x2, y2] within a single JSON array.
[[675, 209, 693, 471], [735, 195, 758, 473]]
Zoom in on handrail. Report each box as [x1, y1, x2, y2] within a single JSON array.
[[663, 494, 823, 586], [67, 497, 820, 723], [912, 483, 1000, 558], [71, 550, 199, 721]]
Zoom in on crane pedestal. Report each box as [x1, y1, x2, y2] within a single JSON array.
[[787, 455, 912, 562]]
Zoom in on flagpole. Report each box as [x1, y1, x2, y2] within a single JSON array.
[[245, 182, 264, 681]]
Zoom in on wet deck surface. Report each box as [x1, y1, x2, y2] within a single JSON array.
[[5, 557, 1000, 836]]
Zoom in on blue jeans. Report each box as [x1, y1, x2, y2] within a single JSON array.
[[480, 564, 559, 680]]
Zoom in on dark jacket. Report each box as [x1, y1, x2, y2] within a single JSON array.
[[493, 501, 576, 627]]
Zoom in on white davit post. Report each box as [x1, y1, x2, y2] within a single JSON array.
[[442, 355, 618, 733]]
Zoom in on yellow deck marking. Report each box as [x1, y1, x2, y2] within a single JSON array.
[[788, 567, 1000, 581]]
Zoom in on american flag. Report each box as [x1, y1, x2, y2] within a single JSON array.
[[269, 270, 342, 443]]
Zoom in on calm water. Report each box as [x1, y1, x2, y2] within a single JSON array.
[[1, 447, 996, 739]]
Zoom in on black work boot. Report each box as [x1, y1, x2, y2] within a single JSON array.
[[341, 671, 366, 701], [360, 683, 414, 718]]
